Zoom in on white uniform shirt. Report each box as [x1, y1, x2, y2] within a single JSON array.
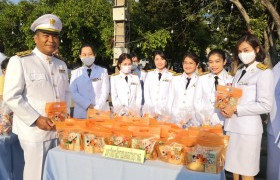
[[144, 68, 174, 114], [110, 72, 142, 114], [193, 69, 233, 125], [268, 62, 280, 147], [168, 72, 198, 122], [3, 48, 71, 142], [224, 61, 274, 135], [70, 64, 110, 118]]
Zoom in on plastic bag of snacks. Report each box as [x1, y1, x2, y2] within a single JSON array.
[[0, 99, 13, 136], [216, 85, 242, 110], [109, 129, 132, 148], [45, 101, 67, 122], [83, 128, 111, 153], [87, 108, 112, 120], [56, 119, 85, 151], [129, 126, 161, 160], [186, 132, 229, 174]]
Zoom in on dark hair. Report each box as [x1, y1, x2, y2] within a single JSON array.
[[0, 42, 4, 53], [198, 62, 207, 72], [153, 50, 168, 68], [130, 52, 137, 58], [79, 44, 96, 55], [1, 58, 10, 70], [234, 34, 265, 66], [182, 52, 199, 65], [208, 49, 226, 61], [117, 53, 132, 70]]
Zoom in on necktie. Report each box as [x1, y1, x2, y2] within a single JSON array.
[[125, 76, 128, 82], [158, 73, 162, 81], [87, 69, 92, 77], [214, 76, 219, 90], [238, 70, 246, 82], [185, 78, 191, 89]]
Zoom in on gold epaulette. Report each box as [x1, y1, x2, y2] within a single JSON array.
[[228, 71, 234, 76], [132, 73, 137, 75], [257, 63, 269, 70], [173, 73, 182, 76], [110, 72, 120, 76], [168, 70, 176, 74], [16, 50, 32, 57], [199, 71, 210, 76], [147, 69, 155, 72]]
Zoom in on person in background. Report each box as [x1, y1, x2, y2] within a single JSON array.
[[70, 44, 109, 118], [110, 53, 142, 116], [193, 49, 233, 126], [222, 34, 274, 180], [168, 52, 199, 127], [144, 50, 175, 116], [3, 14, 71, 180], [197, 61, 207, 75], [0, 42, 7, 76], [266, 62, 280, 179], [131, 52, 146, 105]]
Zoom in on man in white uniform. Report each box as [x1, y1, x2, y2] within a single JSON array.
[[3, 14, 71, 180]]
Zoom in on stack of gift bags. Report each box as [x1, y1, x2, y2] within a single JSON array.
[[47, 102, 230, 174]]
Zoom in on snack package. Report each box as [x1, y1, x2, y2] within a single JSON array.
[[83, 128, 111, 153], [186, 132, 229, 174], [45, 101, 67, 122], [0, 113, 12, 135], [56, 119, 85, 151], [157, 141, 185, 165], [87, 108, 112, 120], [216, 85, 242, 110], [117, 116, 150, 126], [109, 129, 132, 147]]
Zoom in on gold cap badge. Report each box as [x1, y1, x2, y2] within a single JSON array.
[[50, 19, 55, 25]]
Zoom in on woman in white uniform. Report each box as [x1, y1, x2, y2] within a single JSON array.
[[144, 50, 174, 116], [70, 44, 110, 118], [110, 53, 142, 116], [221, 34, 274, 180], [193, 49, 233, 125], [168, 52, 199, 127]]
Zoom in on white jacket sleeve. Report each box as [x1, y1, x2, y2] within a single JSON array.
[[95, 69, 109, 109], [110, 76, 122, 107], [193, 77, 203, 112], [70, 71, 91, 110], [144, 73, 152, 106], [135, 77, 142, 107], [3, 56, 40, 126], [237, 69, 274, 116], [167, 79, 175, 115]]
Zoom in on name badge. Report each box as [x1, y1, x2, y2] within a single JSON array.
[[239, 82, 248, 85], [162, 79, 171, 82], [131, 82, 138, 85], [59, 65, 66, 73]]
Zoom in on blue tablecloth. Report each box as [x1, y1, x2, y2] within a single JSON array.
[[43, 147, 226, 180], [0, 133, 24, 180]]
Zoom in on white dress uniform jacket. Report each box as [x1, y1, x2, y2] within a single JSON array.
[[266, 62, 280, 180], [144, 68, 174, 114], [193, 69, 233, 125], [224, 61, 274, 134], [168, 72, 198, 122], [132, 68, 147, 83], [3, 48, 71, 142], [110, 72, 142, 112], [70, 64, 110, 118]]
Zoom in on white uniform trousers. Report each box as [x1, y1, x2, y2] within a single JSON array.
[[267, 133, 280, 180], [19, 138, 58, 180]]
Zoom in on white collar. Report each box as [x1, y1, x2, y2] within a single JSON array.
[[245, 61, 258, 72], [33, 47, 53, 62], [211, 69, 227, 79], [155, 68, 167, 73]]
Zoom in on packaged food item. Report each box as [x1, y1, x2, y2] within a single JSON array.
[[0, 114, 12, 135], [45, 101, 67, 122], [116, 116, 150, 126], [216, 85, 242, 110], [87, 108, 112, 120], [157, 141, 185, 165], [109, 129, 132, 148], [83, 128, 111, 153]]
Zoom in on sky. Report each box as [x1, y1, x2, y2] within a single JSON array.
[[8, 0, 22, 3]]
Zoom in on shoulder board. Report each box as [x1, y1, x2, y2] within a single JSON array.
[[227, 72, 234, 76], [147, 69, 155, 72], [199, 71, 210, 76], [132, 73, 137, 76], [173, 73, 182, 76], [168, 70, 176, 74], [257, 63, 269, 70], [111, 72, 120, 76], [16, 50, 32, 57], [141, 69, 147, 72]]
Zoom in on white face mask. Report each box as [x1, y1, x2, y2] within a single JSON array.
[[131, 63, 138, 70], [81, 57, 95, 66], [121, 65, 132, 74], [238, 51, 256, 65]]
